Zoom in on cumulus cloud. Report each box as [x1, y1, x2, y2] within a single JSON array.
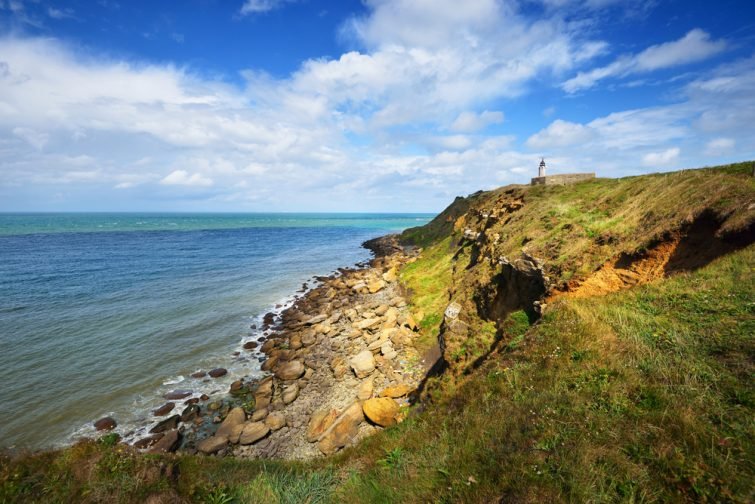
[[160, 170, 214, 187], [563, 29, 726, 93], [526, 119, 593, 149], [12, 127, 49, 149]]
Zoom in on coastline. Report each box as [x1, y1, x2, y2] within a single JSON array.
[[102, 233, 432, 459]]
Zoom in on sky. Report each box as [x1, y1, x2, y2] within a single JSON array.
[[0, 0, 753, 212]]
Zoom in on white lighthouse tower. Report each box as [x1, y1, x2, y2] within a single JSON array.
[[538, 158, 546, 178]]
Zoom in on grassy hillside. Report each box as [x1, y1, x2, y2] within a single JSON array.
[[2, 162, 753, 503]]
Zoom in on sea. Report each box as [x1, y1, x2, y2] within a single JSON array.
[[0, 213, 432, 450]]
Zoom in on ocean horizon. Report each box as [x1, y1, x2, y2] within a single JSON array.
[[0, 212, 433, 449]]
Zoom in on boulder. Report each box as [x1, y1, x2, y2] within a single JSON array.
[[368, 280, 386, 294], [265, 412, 286, 431], [147, 429, 181, 454], [304, 314, 328, 326], [306, 408, 339, 442], [238, 422, 270, 445], [150, 415, 180, 434], [227, 424, 245, 444], [134, 433, 163, 449], [382, 267, 398, 283], [191, 371, 207, 379], [243, 341, 258, 350], [93, 416, 117, 431], [350, 350, 376, 379], [357, 379, 374, 400], [153, 402, 175, 417], [251, 408, 269, 422], [281, 384, 299, 405], [301, 331, 317, 347], [363, 398, 399, 427], [355, 318, 381, 330], [208, 368, 228, 378], [381, 342, 398, 360], [289, 334, 302, 350], [260, 355, 279, 372], [197, 435, 227, 455], [379, 384, 412, 398], [216, 407, 246, 440], [275, 360, 305, 381], [229, 380, 244, 394], [317, 403, 364, 455]]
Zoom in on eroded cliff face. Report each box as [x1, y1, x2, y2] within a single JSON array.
[[400, 165, 755, 377]]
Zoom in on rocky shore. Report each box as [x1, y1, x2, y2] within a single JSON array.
[[97, 235, 431, 460]]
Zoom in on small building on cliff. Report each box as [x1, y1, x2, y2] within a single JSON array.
[[531, 159, 595, 186]]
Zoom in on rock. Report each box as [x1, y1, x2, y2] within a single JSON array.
[[150, 415, 180, 434], [197, 435, 227, 455], [251, 408, 269, 422], [381, 342, 398, 360], [180, 404, 200, 422], [301, 331, 317, 347], [330, 356, 348, 379], [265, 412, 286, 431], [380, 384, 412, 398], [227, 423, 245, 444], [363, 398, 399, 427], [317, 403, 364, 455], [355, 318, 381, 330], [134, 433, 163, 449], [357, 379, 374, 400], [243, 341, 258, 350], [444, 302, 462, 319], [374, 304, 389, 316], [368, 280, 386, 293], [304, 314, 328, 326], [306, 408, 339, 442], [184, 397, 199, 405], [200, 394, 210, 401], [275, 360, 305, 381], [191, 371, 207, 379], [216, 407, 246, 440], [382, 267, 398, 283], [261, 355, 279, 372], [208, 368, 227, 378], [350, 350, 376, 379], [229, 380, 244, 394], [164, 390, 192, 400], [281, 384, 299, 405], [401, 313, 419, 331], [289, 334, 302, 350], [147, 429, 181, 454], [94, 416, 117, 431], [239, 422, 270, 445], [257, 376, 274, 396], [261, 340, 276, 353], [263, 312, 276, 326], [153, 402, 176, 417]]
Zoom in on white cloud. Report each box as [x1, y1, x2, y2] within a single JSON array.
[[47, 7, 75, 19], [160, 170, 214, 187], [563, 29, 726, 93], [451, 110, 504, 132], [642, 147, 680, 166], [526, 119, 593, 149], [704, 137, 734, 156], [12, 127, 49, 149], [240, 0, 295, 15]]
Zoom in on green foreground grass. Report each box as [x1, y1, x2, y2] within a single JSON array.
[[3, 244, 752, 503]]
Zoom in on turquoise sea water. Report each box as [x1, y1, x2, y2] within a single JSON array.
[[0, 213, 432, 449]]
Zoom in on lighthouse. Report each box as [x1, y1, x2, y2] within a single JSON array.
[[538, 158, 546, 177]]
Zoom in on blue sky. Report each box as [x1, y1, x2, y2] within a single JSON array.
[[0, 0, 753, 212]]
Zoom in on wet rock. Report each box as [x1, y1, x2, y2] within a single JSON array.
[[275, 360, 305, 381], [216, 407, 246, 440], [229, 380, 244, 394], [317, 403, 364, 455], [239, 422, 270, 445], [164, 390, 192, 400], [306, 408, 339, 442], [94, 416, 117, 431], [147, 429, 181, 454], [243, 341, 258, 350], [150, 415, 180, 434], [197, 435, 227, 455], [265, 412, 286, 431], [184, 397, 200, 405], [153, 402, 176, 417], [180, 404, 200, 422], [200, 394, 210, 401], [191, 371, 207, 379], [261, 340, 276, 353], [208, 368, 227, 378], [350, 350, 376, 379], [134, 433, 163, 449], [363, 398, 399, 427], [263, 312, 276, 327]]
